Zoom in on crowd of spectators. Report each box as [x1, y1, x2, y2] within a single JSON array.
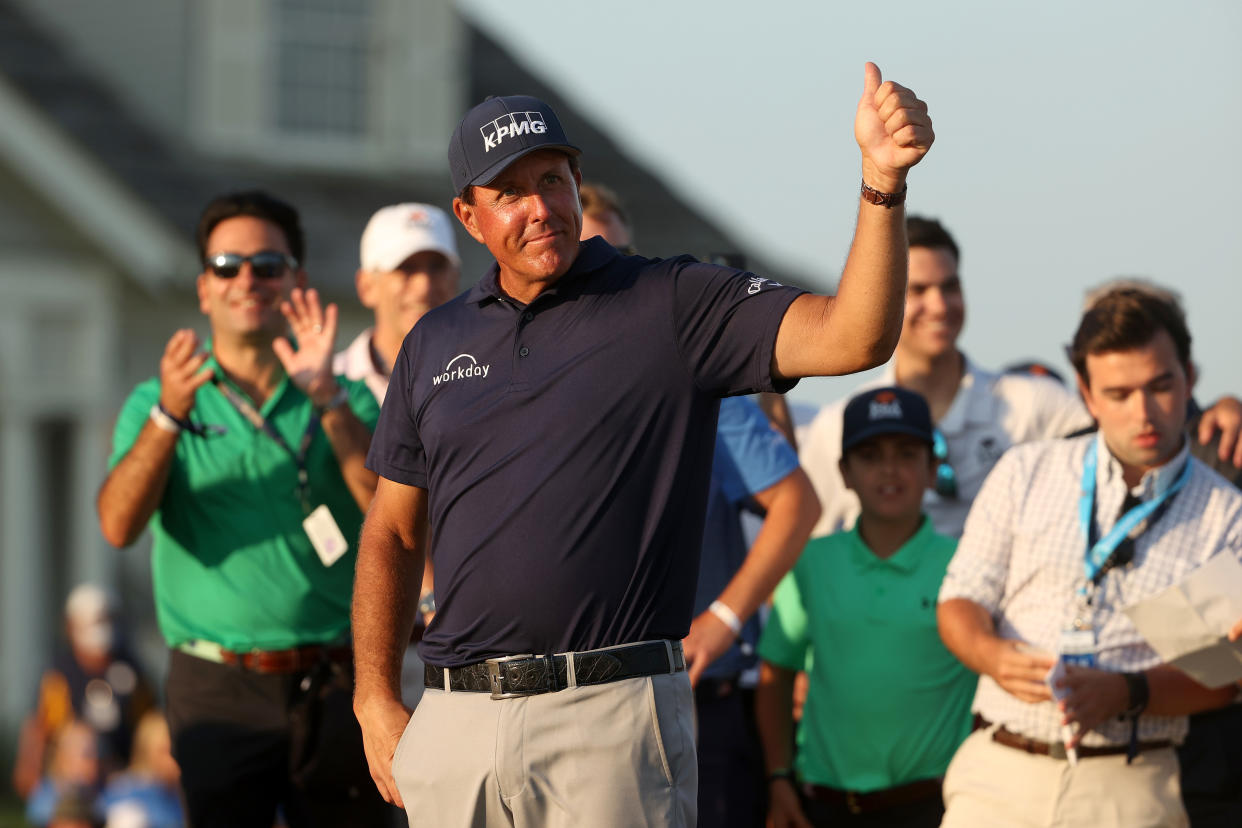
[[11, 81, 1242, 828]]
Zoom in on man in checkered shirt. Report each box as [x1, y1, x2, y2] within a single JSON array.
[[937, 286, 1242, 828]]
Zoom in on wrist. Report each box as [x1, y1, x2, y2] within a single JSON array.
[[1121, 671, 1150, 718], [708, 600, 743, 636], [860, 161, 907, 197], [767, 767, 795, 784], [157, 395, 193, 421], [311, 382, 348, 412], [418, 590, 436, 617], [149, 403, 184, 434]]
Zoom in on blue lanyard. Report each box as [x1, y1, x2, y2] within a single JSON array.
[[1078, 439, 1190, 590]]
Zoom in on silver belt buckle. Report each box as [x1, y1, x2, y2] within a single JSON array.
[[485, 653, 536, 700]]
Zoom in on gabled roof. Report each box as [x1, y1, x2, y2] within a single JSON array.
[[0, 0, 455, 295], [0, 0, 805, 298]]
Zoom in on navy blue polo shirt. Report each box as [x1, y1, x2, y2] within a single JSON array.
[[368, 237, 805, 666]]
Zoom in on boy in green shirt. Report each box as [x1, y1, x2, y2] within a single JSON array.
[[757, 387, 975, 827]]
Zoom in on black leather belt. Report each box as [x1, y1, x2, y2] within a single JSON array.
[[801, 778, 942, 815], [424, 640, 685, 699]]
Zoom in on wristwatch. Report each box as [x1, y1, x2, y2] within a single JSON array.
[[418, 590, 436, 616], [314, 385, 350, 414], [1121, 671, 1150, 718]]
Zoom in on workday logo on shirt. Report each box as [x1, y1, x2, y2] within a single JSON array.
[[432, 354, 491, 386], [480, 112, 547, 152]]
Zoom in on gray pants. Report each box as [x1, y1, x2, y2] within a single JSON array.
[[391, 672, 697, 827]]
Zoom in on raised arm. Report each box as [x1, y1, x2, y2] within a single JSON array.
[[97, 329, 214, 547], [772, 62, 933, 380], [351, 476, 428, 808], [275, 287, 377, 511]]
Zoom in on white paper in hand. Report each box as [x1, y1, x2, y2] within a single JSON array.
[[1124, 552, 1242, 687]]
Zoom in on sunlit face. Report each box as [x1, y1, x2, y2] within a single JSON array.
[[839, 433, 934, 522], [580, 209, 632, 248], [453, 150, 582, 288], [197, 216, 302, 340], [359, 250, 459, 336], [897, 245, 965, 362], [1078, 329, 1193, 478]]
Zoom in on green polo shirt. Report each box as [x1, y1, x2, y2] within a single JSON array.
[[108, 354, 380, 650], [758, 518, 974, 792]]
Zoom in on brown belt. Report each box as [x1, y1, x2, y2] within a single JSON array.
[[979, 717, 1173, 760], [800, 778, 941, 815], [180, 639, 352, 674]]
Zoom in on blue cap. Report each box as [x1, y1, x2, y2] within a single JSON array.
[[448, 95, 581, 195], [841, 386, 934, 454]]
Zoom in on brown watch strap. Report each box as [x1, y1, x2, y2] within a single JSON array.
[[860, 180, 907, 208]]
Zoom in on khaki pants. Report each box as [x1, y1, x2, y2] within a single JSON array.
[[941, 728, 1188, 828], [391, 672, 697, 827]]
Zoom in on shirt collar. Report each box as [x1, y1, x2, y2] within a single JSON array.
[[937, 354, 1000, 434], [1096, 430, 1192, 500], [465, 237, 619, 306], [204, 338, 291, 417], [846, 515, 934, 573], [339, 327, 382, 377]]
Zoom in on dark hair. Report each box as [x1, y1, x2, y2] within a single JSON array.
[[457, 153, 581, 206], [196, 190, 305, 266], [579, 182, 630, 229], [906, 215, 959, 263], [1069, 287, 1192, 383]]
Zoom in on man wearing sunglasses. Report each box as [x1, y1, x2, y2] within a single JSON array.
[[799, 216, 1242, 541], [352, 63, 934, 826], [97, 190, 391, 827]]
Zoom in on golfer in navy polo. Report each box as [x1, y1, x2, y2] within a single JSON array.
[[352, 62, 934, 827]]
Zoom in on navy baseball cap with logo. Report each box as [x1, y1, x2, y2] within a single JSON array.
[[841, 386, 934, 454], [448, 95, 581, 194]]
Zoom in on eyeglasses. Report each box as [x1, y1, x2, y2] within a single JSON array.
[[932, 428, 958, 498], [205, 251, 298, 280]]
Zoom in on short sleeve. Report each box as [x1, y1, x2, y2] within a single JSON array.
[[1029, 376, 1093, 439], [714, 397, 799, 504], [343, 377, 381, 431], [366, 344, 427, 487], [671, 261, 805, 397], [758, 567, 811, 671], [108, 379, 162, 470]]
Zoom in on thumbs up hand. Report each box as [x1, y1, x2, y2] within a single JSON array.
[[854, 62, 934, 193]]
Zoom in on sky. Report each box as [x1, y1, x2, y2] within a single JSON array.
[[457, 0, 1242, 412]]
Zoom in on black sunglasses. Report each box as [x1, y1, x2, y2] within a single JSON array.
[[205, 251, 298, 280], [932, 428, 958, 498]]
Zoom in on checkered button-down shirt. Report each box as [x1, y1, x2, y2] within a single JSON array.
[[940, 433, 1242, 746]]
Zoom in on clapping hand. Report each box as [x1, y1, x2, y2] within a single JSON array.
[[274, 287, 341, 406]]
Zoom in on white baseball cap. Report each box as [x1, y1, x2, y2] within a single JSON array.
[[359, 203, 460, 272]]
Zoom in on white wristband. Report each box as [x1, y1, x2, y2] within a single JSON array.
[[708, 600, 742, 636], [149, 404, 182, 434]]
